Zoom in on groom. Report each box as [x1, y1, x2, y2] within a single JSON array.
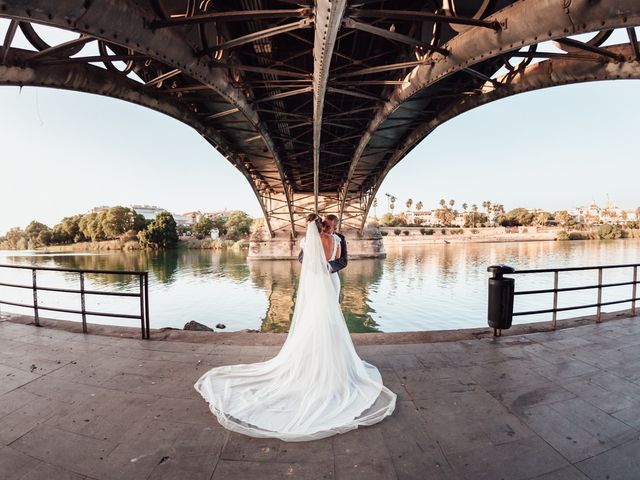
[[298, 214, 348, 273]]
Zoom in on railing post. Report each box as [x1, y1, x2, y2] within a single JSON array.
[[144, 272, 150, 339], [139, 274, 146, 339], [596, 267, 603, 323], [632, 266, 638, 317], [79, 272, 87, 333], [552, 271, 559, 330], [31, 268, 39, 326]]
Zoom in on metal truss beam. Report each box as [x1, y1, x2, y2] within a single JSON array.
[[0, 0, 298, 237], [340, 0, 640, 224], [312, 0, 347, 212], [151, 9, 312, 28], [358, 42, 640, 232]]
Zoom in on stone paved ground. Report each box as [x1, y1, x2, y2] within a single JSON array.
[[1, 315, 640, 479]]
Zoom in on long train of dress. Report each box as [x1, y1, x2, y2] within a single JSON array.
[[194, 222, 396, 442]]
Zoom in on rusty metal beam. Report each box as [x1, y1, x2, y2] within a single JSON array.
[[349, 9, 501, 30], [312, 0, 347, 212], [1, 19, 18, 65], [209, 18, 314, 52], [151, 9, 312, 28], [340, 0, 640, 222], [359, 42, 640, 232], [342, 17, 449, 55]]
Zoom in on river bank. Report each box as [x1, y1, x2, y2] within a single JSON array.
[[381, 225, 558, 245], [32, 237, 249, 252], [380, 225, 640, 245]]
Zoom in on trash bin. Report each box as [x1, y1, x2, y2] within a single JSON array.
[[487, 265, 515, 334]]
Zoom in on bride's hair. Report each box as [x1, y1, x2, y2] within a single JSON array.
[[306, 213, 323, 233]]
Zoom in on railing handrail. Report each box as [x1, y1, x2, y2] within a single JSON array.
[[0, 262, 146, 275], [487, 262, 638, 335], [0, 263, 150, 339], [512, 262, 640, 274]]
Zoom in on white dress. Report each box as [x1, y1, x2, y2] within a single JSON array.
[[194, 221, 396, 442]]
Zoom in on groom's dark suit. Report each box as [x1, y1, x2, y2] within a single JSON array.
[[298, 232, 348, 273]]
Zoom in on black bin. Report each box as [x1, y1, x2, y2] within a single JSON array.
[[487, 265, 515, 332]]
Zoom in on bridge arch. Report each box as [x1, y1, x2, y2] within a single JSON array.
[[1, 1, 639, 239]]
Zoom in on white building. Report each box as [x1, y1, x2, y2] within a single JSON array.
[[131, 205, 166, 221]]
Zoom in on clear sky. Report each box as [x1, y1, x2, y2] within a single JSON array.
[[1, 22, 639, 235]]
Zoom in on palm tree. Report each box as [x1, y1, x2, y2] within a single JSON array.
[[449, 199, 455, 208], [439, 198, 446, 208], [462, 203, 468, 212], [415, 201, 423, 212], [406, 198, 413, 211], [372, 197, 378, 218], [471, 204, 479, 228]]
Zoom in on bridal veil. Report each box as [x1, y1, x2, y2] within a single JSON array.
[[194, 219, 396, 441]]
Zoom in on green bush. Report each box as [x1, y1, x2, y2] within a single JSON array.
[[597, 224, 622, 239], [402, 230, 410, 236], [381, 230, 389, 236], [393, 229, 401, 236], [440, 228, 447, 235], [556, 230, 570, 241], [425, 228, 435, 235], [569, 231, 588, 240], [449, 229, 464, 235], [471, 229, 479, 234]]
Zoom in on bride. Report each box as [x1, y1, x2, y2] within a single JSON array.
[[194, 213, 396, 442]]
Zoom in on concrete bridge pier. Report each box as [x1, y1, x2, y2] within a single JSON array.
[[248, 220, 386, 260]]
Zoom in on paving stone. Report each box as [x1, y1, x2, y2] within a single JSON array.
[[561, 377, 640, 415], [576, 436, 640, 480], [18, 460, 89, 480], [0, 445, 41, 479], [212, 459, 334, 480], [221, 432, 282, 461], [379, 401, 458, 480], [334, 454, 397, 480], [488, 382, 576, 413], [529, 465, 590, 479], [519, 404, 615, 463], [0, 388, 40, 419], [9, 424, 118, 478], [533, 359, 601, 381], [447, 435, 569, 480], [0, 364, 41, 395]]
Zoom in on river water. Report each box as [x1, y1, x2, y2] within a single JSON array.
[[0, 239, 639, 333]]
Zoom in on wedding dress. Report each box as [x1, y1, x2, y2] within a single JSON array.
[[194, 220, 396, 442]]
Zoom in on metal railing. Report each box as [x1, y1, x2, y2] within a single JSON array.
[[487, 263, 639, 333], [0, 264, 150, 339]]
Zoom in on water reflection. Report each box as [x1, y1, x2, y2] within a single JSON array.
[[248, 257, 384, 332]]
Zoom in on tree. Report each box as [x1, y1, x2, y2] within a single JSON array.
[[379, 213, 397, 227], [439, 198, 446, 208], [372, 197, 378, 218], [211, 216, 227, 236], [102, 206, 134, 239], [25, 221, 50, 245], [132, 213, 147, 232], [192, 216, 215, 239], [449, 199, 455, 208], [535, 211, 550, 227], [554, 210, 571, 229], [79, 213, 96, 241], [225, 211, 254, 241], [415, 201, 423, 212], [471, 204, 478, 228], [139, 211, 178, 248], [406, 198, 413, 211]]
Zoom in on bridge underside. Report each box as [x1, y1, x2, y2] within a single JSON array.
[[1, 1, 639, 236]]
